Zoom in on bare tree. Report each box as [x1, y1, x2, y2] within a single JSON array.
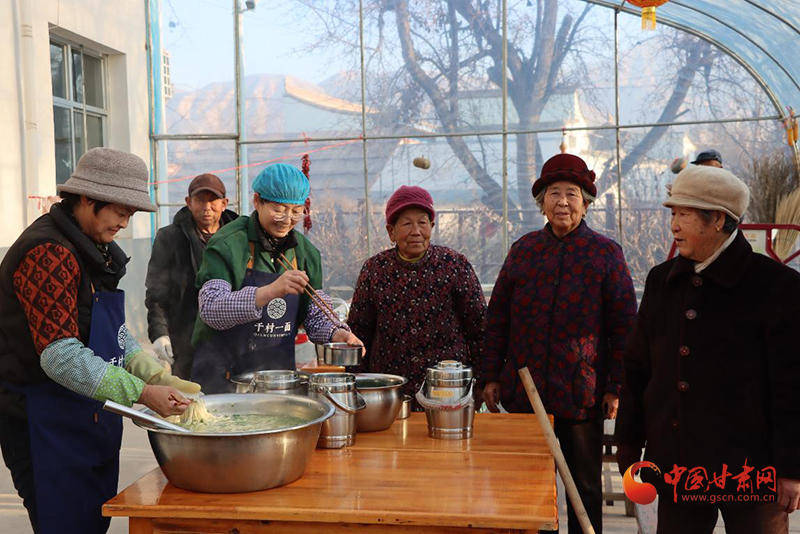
[[297, 1, 722, 220]]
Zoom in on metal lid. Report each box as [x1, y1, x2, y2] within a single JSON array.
[[251, 370, 303, 390], [426, 360, 472, 382], [309, 372, 356, 392]]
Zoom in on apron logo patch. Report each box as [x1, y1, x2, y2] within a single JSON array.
[[266, 298, 288, 320], [117, 325, 127, 350]]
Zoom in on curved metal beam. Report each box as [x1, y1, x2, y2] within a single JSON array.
[[670, 0, 800, 94], [741, 0, 800, 37], [579, 0, 786, 118]]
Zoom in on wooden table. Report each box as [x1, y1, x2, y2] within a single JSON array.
[[104, 413, 558, 533]]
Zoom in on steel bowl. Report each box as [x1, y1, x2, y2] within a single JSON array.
[[355, 373, 408, 432], [134, 393, 334, 493], [319, 342, 362, 366]]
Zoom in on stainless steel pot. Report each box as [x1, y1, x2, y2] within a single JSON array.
[[133, 393, 333, 493], [317, 342, 362, 366], [423, 360, 473, 400], [423, 402, 474, 439], [308, 373, 365, 448], [418, 361, 475, 440], [229, 370, 308, 395], [354, 373, 407, 432]]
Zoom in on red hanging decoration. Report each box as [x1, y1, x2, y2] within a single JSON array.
[[301, 154, 312, 234], [626, 0, 669, 30]]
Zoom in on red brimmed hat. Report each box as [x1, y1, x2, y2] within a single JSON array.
[[531, 153, 597, 198], [385, 185, 435, 224]]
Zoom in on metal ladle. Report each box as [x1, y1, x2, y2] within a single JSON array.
[[102, 400, 190, 433]]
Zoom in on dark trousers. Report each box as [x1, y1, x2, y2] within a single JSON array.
[[657, 497, 787, 534], [0, 413, 37, 532], [554, 417, 603, 534]]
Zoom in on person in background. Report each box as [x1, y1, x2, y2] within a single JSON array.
[[347, 185, 486, 404], [616, 164, 800, 533], [481, 153, 637, 534], [191, 163, 362, 393], [145, 173, 237, 378], [691, 149, 723, 168], [0, 148, 199, 534]]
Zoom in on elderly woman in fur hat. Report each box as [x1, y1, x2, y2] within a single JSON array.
[[191, 163, 362, 393], [0, 148, 198, 533], [347, 185, 487, 404], [615, 164, 800, 533], [481, 153, 637, 534]]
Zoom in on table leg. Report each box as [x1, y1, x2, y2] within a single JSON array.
[[129, 517, 155, 534]]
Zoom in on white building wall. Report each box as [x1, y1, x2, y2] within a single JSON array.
[[0, 0, 151, 248]]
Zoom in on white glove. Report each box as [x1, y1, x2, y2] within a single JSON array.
[[152, 335, 174, 365]]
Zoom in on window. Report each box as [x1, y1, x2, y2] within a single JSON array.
[[50, 39, 107, 184]]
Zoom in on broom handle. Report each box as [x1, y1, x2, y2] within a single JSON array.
[[518, 367, 596, 534]]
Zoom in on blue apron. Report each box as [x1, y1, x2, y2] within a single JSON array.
[[25, 288, 126, 534], [191, 245, 299, 393]]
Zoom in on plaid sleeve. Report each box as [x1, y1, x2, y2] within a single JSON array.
[[304, 289, 348, 344], [40, 337, 145, 405], [12, 242, 80, 354], [198, 278, 261, 330]]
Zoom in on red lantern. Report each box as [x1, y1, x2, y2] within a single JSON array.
[[626, 1, 669, 30]]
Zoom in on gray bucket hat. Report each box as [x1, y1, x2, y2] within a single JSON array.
[[57, 147, 156, 212]]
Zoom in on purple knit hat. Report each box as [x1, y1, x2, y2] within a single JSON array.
[[385, 185, 436, 224]]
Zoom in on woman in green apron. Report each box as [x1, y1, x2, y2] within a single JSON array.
[[191, 163, 362, 393]]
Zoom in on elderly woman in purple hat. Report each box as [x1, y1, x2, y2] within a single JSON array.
[[347, 185, 486, 403], [482, 153, 637, 534]]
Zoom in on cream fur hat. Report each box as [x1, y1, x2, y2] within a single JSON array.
[[663, 164, 750, 221]]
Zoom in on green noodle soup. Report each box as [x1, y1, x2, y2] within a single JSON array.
[[178, 413, 308, 433]]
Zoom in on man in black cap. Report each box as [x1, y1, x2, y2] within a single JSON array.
[[145, 174, 237, 378], [692, 149, 723, 168]]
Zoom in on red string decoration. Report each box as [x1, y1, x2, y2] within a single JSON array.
[[301, 154, 312, 233]]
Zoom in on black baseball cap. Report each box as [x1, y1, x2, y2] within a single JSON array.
[[188, 173, 226, 198], [691, 149, 722, 166]]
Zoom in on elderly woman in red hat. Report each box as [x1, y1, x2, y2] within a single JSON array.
[[481, 153, 637, 534], [347, 185, 486, 404]]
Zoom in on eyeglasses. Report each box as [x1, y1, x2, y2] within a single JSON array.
[[266, 202, 305, 223]]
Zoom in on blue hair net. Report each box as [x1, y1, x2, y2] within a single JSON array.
[[252, 163, 310, 205]]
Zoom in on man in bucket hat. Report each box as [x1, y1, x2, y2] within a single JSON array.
[[0, 148, 201, 533]]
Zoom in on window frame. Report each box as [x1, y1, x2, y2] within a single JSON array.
[[50, 37, 109, 183]]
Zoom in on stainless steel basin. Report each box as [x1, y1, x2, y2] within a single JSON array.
[[134, 393, 334, 493], [355, 373, 407, 432]]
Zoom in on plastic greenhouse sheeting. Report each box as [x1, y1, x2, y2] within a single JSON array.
[[586, 0, 799, 115]]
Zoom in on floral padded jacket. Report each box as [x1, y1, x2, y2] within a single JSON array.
[[482, 220, 637, 419], [347, 245, 487, 400]]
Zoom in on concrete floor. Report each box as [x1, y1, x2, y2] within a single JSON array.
[[2, 419, 799, 533]]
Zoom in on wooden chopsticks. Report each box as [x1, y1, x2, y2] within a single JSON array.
[[274, 253, 343, 328]]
